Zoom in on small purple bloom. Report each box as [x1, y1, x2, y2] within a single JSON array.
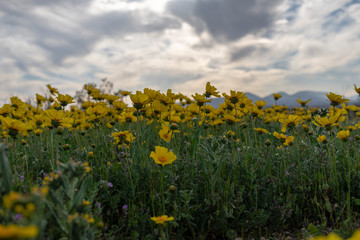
[[96, 202, 102, 208], [15, 214, 22, 220], [107, 182, 113, 188], [237, 147, 241, 151], [285, 171, 289, 176], [20, 176, 24, 181], [122, 204, 128, 215]]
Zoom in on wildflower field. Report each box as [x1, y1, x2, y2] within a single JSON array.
[[2, 82, 360, 239]]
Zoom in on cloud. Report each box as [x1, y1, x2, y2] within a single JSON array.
[[1, 0, 360, 105], [283, 0, 360, 74], [167, 0, 284, 42], [230, 45, 270, 62], [0, 1, 180, 66]]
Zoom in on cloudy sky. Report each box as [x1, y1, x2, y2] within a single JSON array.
[[1, 0, 360, 103]]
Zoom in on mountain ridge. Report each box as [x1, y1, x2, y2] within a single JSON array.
[[209, 91, 360, 108]]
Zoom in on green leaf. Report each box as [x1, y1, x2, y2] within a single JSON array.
[[190, 126, 203, 157], [0, 144, 12, 194], [71, 176, 93, 212]]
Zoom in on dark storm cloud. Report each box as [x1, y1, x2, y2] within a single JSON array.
[[230, 46, 270, 61], [167, 0, 283, 42], [230, 46, 257, 61], [0, 1, 180, 65]]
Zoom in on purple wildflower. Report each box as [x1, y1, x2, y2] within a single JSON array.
[[122, 204, 128, 215]]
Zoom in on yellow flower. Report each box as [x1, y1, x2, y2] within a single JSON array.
[[83, 162, 91, 173], [45, 109, 73, 128], [118, 110, 137, 123], [205, 82, 220, 98], [187, 103, 200, 116], [111, 130, 135, 145], [10, 96, 27, 110], [84, 215, 95, 224], [144, 88, 160, 100], [354, 84, 360, 95], [40, 186, 49, 196], [283, 135, 294, 146], [156, 93, 175, 106], [2, 192, 22, 209], [152, 100, 169, 114], [0, 117, 28, 138], [86, 104, 109, 117], [35, 94, 47, 106], [113, 101, 127, 111], [83, 84, 96, 95], [192, 93, 211, 107], [273, 93, 282, 101], [105, 95, 120, 105], [130, 91, 149, 110], [150, 146, 177, 166], [23, 203, 36, 217], [47, 84, 59, 95], [254, 128, 269, 134], [296, 98, 311, 107], [348, 229, 360, 240], [223, 114, 240, 125], [57, 94, 75, 107], [150, 215, 174, 224], [91, 90, 106, 101], [68, 212, 79, 223], [309, 232, 342, 240], [273, 131, 287, 143], [33, 113, 46, 126], [326, 92, 349, 106], [159, 125, 174, 143], [312, 112, 341, 130], [255, 100, 266, 109], [226, 130, 235, 137], [0, 224, 39, 239], [347, 125, 356, 132], [82, 200, 90, 206], [302, 124, 309, 132], [279, 115, 302, 132], [317, 135, 327, 143], [179, 95, 193, 105], [166, 89, 180, 101], [119, 90, 132, 97], [222, 90, 245, 104], [337, 130, 350, 141]]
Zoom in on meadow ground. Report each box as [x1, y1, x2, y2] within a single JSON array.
[[1, 83, 360, 239]]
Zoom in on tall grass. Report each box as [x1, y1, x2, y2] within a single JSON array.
[[1, 85, 360, 239]]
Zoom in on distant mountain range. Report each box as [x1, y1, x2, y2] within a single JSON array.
[[208, 91, 360, 108]]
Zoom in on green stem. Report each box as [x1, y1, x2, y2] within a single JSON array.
[[160, 226, 166, 240], [125, 151, 135, 199], [330, 132, 339, 199], [346, 141, 351, 219], [161, 167, 165, 214]]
